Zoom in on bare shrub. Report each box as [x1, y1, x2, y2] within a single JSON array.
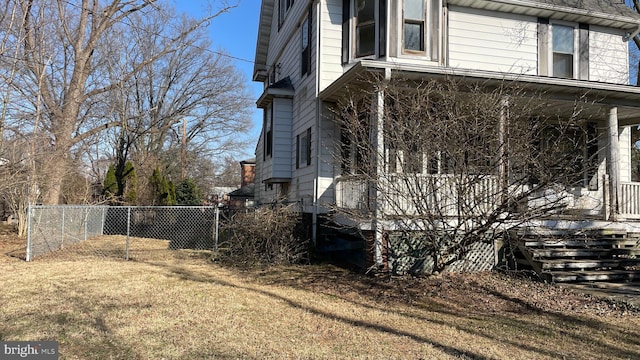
[[218, 205, 310, 266]]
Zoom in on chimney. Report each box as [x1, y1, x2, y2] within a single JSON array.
[[239, 158, 256, 187]]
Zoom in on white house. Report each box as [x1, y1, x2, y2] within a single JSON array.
[[253, 0, 640, 276]]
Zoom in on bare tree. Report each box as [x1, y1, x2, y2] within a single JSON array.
[[333, 76, 599, 274], [96, 4, 251, 205], [0, 0, 239, 204]]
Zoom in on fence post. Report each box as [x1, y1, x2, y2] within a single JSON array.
[[126, 206, 131, 260], [26, 204, 32, 262], [214, 205, 220, 252], [101, 207, 106, 235], [61, 207, 65, 249], [84, 206, 88, 241]]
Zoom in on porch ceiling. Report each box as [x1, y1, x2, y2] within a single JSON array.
[[319, 61, 640, 125]]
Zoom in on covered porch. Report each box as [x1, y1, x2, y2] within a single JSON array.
[[324, 61, 640, 223]]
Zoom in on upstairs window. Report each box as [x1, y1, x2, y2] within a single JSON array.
[[301, 9, 312, 77], [355, 0, 376, 57], [552, 24, 576, 79], [279, 0, 294, 27], [403, 0, 425, 52], [540, 20, 588, 80]]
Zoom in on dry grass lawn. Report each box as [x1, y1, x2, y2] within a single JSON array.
[[1, 232, 640, 359]]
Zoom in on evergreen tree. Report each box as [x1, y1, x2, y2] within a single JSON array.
[[176, 178, 203, 205], [123, 161, 138, 204], [149, 167, 176, 205], [103, 165, 117, 196]]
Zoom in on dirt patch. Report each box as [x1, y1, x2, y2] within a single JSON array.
[[0, 223, 24, 263], [247, 265, 639, 318]]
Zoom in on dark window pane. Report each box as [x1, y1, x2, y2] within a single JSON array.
[[357, 0, 375, 23], [357, 23, 375, 56], [404, 22, 423, 51]]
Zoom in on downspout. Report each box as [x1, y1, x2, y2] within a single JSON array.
[[312, 0, 320, 246]]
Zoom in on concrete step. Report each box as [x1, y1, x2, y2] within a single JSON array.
[[531, 258, 640, 270], [529, 248, 640, 259], [521, 239, 639, 248], [546, 270, 640, 283]]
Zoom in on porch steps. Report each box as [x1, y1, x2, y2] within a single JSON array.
[[511, 229, 640, 283]]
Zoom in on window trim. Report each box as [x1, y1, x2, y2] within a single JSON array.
[[264, 105, 273, 159], [402, 0, 426, 54], [297, 127, 312, 169], [548, 21, 579, 79], [279, 0, 295, 28], [301, 8, 312, 77], [354, 0, 377, 58]]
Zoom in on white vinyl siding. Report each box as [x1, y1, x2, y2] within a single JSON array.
[[272, 97, 294, 179], [589, 25, 629, 84], [448, 6, 537, 75], [319, 0, 345, 91], [318, 102, 337, 206]]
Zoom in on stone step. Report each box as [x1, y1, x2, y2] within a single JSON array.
[[546, 270, 640, 283], [530, 258, 640, 270]]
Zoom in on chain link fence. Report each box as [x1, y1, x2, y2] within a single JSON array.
[[26, 205, 227, 261]]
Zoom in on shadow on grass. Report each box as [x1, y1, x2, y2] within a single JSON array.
[[149, 262, 640, 360], [0, 292, 137, 358], [146, 261, 490, 359]]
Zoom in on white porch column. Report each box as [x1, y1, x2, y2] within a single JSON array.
[[497, 97, 509, 194], [607, 106, 620, 220], [372, 86, 385, 268]]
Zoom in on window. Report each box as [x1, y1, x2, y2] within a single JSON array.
[[279, 0, 294, 27], [264, 105, 273, 159], [552, 24, 576, 78], [403, 0, 425, 52], [297, 128, 311, 168], [355, 0, 375, 57], [301, 9, 312, 77]]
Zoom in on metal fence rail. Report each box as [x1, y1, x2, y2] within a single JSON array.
[[26, 205, 222, 261]]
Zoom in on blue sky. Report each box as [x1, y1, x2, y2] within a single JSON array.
[[171, 0, 263, 158]]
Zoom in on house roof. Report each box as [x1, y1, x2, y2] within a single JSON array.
[[256, 77, 295, 108], [254, 0, 274, 82], [531, 0, 638, 18], [240, 157, 256, 166], [228, 184, 255, 198], [448, 0, 640, 30]]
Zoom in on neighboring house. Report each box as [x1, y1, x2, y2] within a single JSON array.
[[253, 0, 640, 276], [209, 186, 238, 205], [227, 158, 256, 208]]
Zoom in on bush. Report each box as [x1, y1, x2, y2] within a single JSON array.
[[218, 205, 309, 266]]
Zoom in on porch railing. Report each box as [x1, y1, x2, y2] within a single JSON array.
[[620, 182, 640, 218], [335, 174, 499, 217]]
